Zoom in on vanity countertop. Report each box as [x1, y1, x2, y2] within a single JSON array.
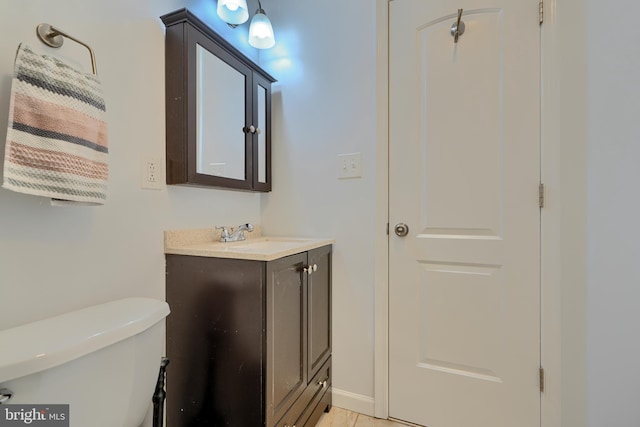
[[164, 228, 334, 261]]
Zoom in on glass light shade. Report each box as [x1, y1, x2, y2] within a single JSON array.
[[217, 0, 249, 25], [248, 12, 275, 49]]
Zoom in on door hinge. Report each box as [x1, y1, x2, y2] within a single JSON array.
[[539, 367, 545, 393], [539, 183, 545, 208], [386, 223, 390, 235], [539, 0, 544, 25]]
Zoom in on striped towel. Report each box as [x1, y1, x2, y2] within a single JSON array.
[[2, 43, 108, 205]]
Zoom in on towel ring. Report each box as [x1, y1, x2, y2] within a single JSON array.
[[36, 23, 97, 75]]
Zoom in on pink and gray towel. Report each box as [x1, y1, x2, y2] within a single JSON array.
[[2, 43, 108, 205]]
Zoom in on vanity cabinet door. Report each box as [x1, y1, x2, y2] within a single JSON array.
[[165, 255, 265, 427], [307, 245, 332, 381], [266, 252, 308, 427]]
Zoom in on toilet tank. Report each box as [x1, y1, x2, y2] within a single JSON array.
[[0, 298, 170, 427]]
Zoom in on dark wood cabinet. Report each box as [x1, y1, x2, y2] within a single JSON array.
[[161, 9, 275, 191], [165, 245, 332, 427]]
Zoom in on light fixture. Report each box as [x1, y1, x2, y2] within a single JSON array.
[[248, 1, 275, 49], [217, 0, 249, 26]]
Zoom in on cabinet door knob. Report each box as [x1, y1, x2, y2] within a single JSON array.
[[318, 379, 327, 388], [256, 127, 262, 134], [249, 125, 256, 134], [313, 264, 318, 272]]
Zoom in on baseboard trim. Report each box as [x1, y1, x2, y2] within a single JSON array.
[[331, 388, 375, 417]]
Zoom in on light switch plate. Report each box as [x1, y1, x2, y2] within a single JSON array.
[[338, 153, 362, 179]]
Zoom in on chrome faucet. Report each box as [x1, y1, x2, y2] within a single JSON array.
[[216, 223, 254, 242]]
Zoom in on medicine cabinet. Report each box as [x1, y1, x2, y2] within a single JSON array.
[[161, 8, 275, 191]]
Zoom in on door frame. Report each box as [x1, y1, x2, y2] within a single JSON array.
[[374, 1, 564, 425]]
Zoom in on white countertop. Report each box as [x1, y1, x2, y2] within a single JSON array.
[[164, 228, 334, 261]]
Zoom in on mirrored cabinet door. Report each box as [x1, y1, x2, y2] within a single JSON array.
[[196, 44, 247, 181], [162, 8, 275, 191], [257, 86, 267, 184], [253, 75, 271, 191]]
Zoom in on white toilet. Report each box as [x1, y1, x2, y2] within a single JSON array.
[[0, 297, 170, 427]]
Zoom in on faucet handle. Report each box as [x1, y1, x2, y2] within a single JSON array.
[[215, 226, 230, 239]]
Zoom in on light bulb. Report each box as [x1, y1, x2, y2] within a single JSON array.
[[217, 0, 249, 25], [249, 11, 275, 49]]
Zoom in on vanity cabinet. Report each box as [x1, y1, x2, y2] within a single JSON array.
[[165, 245, 332, 427], [161, 9, 275, 191]]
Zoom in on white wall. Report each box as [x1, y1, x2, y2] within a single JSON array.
[[585, 0, 640, 426], [259, 0, 379, 411], [0, 1, 262, 425], [547, 0, 640, 425], [542, 1, 589, 426]]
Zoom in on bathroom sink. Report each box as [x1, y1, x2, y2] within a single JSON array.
[[165, 236, 333, 261], [218, 237, 315, 252]]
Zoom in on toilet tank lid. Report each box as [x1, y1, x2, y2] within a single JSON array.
[[0, 297, 170, 383]]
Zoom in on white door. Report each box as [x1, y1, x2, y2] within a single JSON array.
[[388, 1, 541, 426]]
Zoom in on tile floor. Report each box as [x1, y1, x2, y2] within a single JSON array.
[[316, 407, 409, 427]]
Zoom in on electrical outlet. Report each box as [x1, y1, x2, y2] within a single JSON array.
[[338, 153, 362, 179], [148, 162, 158, 182], [141, 159, 162, 190]]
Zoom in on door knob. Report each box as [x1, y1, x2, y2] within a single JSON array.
[[394, 223, 409, 237]]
